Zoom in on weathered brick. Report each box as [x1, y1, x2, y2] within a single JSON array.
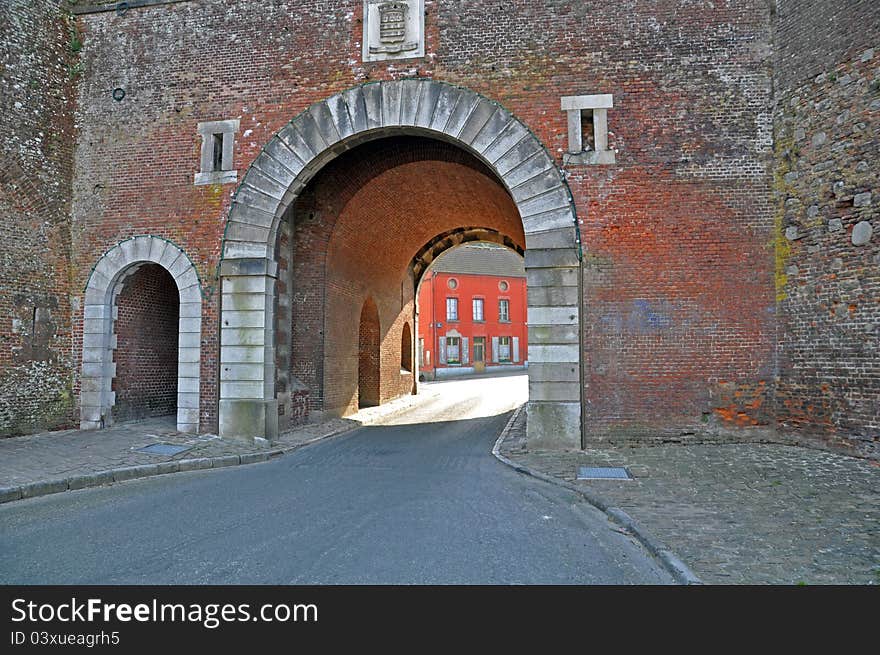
[[0, 0, 873, 459], [0, 0, 77, 436], [772, 0, 879, 458]]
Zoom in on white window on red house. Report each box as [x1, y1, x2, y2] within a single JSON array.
[[498, 336, 511, 362], [472, 298, 484, 322], [499, 298, 510, 322], [446, 297, 458, 321], [446, 336, 461, 364]]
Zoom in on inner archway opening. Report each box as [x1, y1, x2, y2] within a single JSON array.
[[274, 134, 526, 428], [415, 242, 528, 385]]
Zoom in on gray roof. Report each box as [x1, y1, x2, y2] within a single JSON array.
[[430, 244, 525, 278]]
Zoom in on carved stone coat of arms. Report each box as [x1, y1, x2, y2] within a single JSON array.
[[363, 0, 425, 62]]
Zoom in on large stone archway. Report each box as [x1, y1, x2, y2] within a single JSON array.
[[81, 236, 203, 433], [219, 79, 581, 447]]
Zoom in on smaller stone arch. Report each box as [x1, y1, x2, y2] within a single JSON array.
[[410, 226, 524, 288], [80, 236, 203, 433]]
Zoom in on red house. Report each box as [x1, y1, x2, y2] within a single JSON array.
[[417, 244, 527, 380]]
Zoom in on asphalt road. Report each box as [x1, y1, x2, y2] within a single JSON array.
[[0, 375, 672, 584]]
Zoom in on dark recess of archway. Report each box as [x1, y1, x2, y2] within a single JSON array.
[[358, 296, 381, 409], [401, 322, 413, 373], [112, 263, 179, 422]]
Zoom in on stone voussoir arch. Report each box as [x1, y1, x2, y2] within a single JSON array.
[[218, 79, 583, 448], [81, 235, 203, 434]]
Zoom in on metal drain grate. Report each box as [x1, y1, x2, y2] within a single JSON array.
[[135, 443, 191, 456], [577, 466, 632, 480]]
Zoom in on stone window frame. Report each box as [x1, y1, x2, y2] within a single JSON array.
[[195, 119, 239, 185], [561, 94, 616, 165]]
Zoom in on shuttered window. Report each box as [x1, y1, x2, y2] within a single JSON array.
[[446, 336, 461, 364], [498, 336, 511, 362]]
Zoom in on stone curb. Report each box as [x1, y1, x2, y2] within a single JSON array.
[[491, 405, 703, 586], [0, 421, 365, 506]]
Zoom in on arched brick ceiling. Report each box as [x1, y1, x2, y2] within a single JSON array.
[[296, 136, 525, 287]]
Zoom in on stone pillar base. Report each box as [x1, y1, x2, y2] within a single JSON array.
[[219, 399, 279, 443], [525, 401, 580, 449]]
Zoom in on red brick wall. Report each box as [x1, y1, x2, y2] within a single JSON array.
[[66, 1, 783, 443], [112, 264, 179, 422], [579, 174, 776, 440]]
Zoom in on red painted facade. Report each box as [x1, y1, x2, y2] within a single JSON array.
[[417, 270, 527, 379]]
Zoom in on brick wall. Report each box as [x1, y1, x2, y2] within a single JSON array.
[[0, 0, 76, 436], [112, 264, 179, 421], [566, 2, 776, 442], [772, 0, 880, 457], [55, 0, 812, 447]]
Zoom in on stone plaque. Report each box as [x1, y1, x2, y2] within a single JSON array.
[[363, 0, 425, 62]]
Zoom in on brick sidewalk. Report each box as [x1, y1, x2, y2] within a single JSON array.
[[500, 410, 880, 585]]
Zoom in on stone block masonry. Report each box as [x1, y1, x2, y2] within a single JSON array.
[[772, 0, 880, 458]]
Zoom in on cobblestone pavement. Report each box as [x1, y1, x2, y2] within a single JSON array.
[[501, 410, 880, 585], [0, 389, 436, 489]]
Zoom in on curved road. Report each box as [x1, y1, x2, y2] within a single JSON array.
[[0, 375, 672, 584]]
